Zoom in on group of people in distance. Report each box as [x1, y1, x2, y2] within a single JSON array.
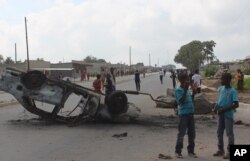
[[92, 67, 116, 95]]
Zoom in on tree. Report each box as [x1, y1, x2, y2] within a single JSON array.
[[174, 40, 216, 71], [36, 58, 44, 61], [83, 55, 106, 63], [4, 57, 15, 64], [0, 54, 4, 64], [203, 40, 216, 64]]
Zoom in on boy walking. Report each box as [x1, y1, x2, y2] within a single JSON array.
[[175, 73, 197, 158], [213, 73, 239, 159]]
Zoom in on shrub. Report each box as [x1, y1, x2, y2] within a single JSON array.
[[232, 77, 250, 90], [204, 66, 218, 77], [244, 77, 250, 90], [243, 67, 250, 75]]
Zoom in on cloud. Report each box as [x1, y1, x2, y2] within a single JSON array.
[[0, 0, 250, 66]]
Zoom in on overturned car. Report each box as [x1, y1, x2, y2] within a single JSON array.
[[0, 67, 214, 124], [0, 67, 144, 123]]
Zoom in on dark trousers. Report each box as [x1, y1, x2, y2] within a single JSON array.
[[135, 80, 140, 91], [175, 114, 195, 154], [217, 114, 234, 152], [172, 79, 176, 88], [237, 80, 243, 90], [160, 75, 163, 84]]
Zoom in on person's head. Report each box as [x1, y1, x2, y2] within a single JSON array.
[[96, 74, 101, 79], [237, 69, 241, 73], [195, 69, 199, 74], [221, 73, 232, 86], [178, 73, 190, 86], [135, 70, 138, 72]]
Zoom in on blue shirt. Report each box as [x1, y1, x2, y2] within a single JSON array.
[[175, 87, 194, 115], [217, 86, 238, 119]]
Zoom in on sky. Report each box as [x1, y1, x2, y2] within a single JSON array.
[[0, 0, 250, 67]]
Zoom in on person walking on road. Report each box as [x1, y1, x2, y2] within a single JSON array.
[[170, 70, 177, 89], [159, 69, 164, 84], [134, 70, 141, 91], [175, 73, 198, 159], [213, 73, 239, 159]]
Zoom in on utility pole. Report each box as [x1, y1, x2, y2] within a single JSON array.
[[25, 17, 30, 71], [149, 53, 151, 66], [129, 46, 131, 67], [15, 43, 17, 63]]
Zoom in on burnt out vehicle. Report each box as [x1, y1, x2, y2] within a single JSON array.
[[0, 67, 168, 124], [0, 67, 213, 124]]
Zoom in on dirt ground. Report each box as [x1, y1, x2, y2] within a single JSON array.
[[202, 79, 250, 104]]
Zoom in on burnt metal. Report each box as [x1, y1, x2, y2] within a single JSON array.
[[0, 67, 170, 124], [0, 67, 131, 123]]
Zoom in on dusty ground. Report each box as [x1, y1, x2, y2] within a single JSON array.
[[0, 74, 249, 161], [202, 79, 250, 104]]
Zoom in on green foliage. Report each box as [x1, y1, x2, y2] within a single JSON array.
[[174, 40, 216, 71], [204, 65, 218, 77], [4, 57, 14, 64], [200, 70, 206, 78], [244, 77, 250, 90], [0, 54, 4, 64], [243, 68, 250, 75], [232, 77, 250, 90]]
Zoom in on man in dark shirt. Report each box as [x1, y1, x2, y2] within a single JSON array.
[[134, 70, 140, 91]]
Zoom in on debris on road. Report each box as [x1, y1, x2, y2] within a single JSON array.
[[112, 132, 128, 138], [158, 153, 172, 160], [155, 88, 214, 114]]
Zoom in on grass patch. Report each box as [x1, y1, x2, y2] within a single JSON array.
[[244, 77, 250, 90], [232, 77, 250, 90]]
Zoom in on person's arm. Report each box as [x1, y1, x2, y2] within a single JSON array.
[[218, 89, 239, 114], [218, 101, 239, 114]]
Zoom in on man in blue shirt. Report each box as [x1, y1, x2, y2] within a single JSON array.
[[175, 73, 197, 158], [213, 73, 239, 159]]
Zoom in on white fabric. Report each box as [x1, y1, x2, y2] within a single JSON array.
[[159, 70, 164, 76], [192, 74, 201, 87]]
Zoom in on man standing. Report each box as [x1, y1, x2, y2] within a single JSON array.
[[213, 73, 239, 159], [191, 69, 201, 93], [159, 69, 164, 84], [175, 73, 197, 158], [235, 69, 244, 90], [170, 70, 177, 89], [134, 70, 141, 91]]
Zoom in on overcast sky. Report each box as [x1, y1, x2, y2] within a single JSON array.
[[0, 0, 249, 67]]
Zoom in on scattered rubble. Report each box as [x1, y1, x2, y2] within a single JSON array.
[[158, 153, 172, 160], [112, 132, 128, 138], [155, 88, 214, 114]]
